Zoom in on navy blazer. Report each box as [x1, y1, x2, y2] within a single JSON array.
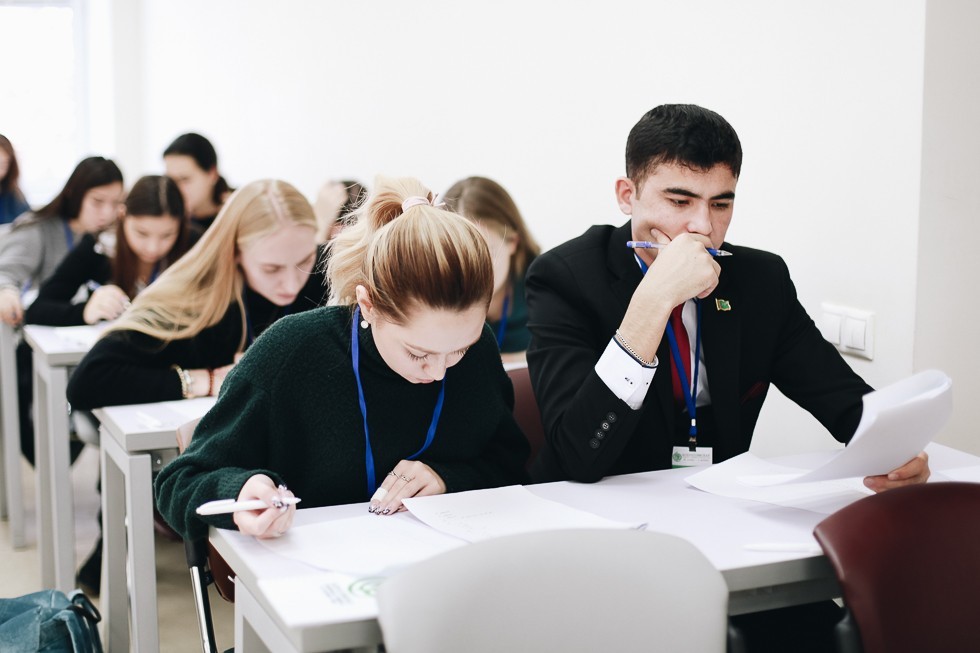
[[525, 221, 872, 483]]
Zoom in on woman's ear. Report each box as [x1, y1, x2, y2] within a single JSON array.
[[355, 284, 374, 323]]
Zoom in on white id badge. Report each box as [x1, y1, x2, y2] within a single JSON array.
[[671, 446, 713, 468]]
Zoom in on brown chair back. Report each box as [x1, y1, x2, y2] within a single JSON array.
[[506, 365, 545, 471], [813, 482, 980, 653], [175, 416, 236, 603]]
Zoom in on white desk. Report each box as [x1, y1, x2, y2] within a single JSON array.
[[93, 397, 217, 653], [23, 324, 104, 591], [212, 443, 980, 653], [0, 322, 26, 548]]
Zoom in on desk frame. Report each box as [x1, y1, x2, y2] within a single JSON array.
[[0, 323, 25, 548]]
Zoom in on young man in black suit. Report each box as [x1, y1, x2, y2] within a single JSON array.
[[525, 102, 932, 653], [525, 103, 929, 487]]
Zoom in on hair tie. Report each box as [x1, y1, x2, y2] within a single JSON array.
[[401, 194, 446, 214]]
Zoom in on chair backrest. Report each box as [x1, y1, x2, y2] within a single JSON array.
[[506, 364, 545, 471], [175, 417, 203, 454], [377, 528, 729, 653], [813, 482, 980, 653]]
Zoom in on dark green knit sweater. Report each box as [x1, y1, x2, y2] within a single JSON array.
[[154, 304, 530, 540]]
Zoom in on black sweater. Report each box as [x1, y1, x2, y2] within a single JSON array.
[[154, 305, 530, 540], [66, 257, 328, 410], [25, 234, 112, 326]]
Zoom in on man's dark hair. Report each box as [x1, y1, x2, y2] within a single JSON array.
[[625, 104, 742, 185]]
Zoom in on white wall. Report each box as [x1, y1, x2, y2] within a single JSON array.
[[915, 0, 980, 455], [101, 0, 961, 454]]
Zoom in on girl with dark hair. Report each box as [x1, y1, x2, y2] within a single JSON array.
[[154, 176, 529, 542], [26, 175, 191, 326], [0, 134, 30, 225], [0, 156, 124, 325], [163, 132, 232, 233]]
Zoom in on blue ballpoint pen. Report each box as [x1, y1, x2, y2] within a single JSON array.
[[626, 241, 733, 257]]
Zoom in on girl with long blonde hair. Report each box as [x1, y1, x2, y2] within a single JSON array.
[[155, 176, 529, 542], [67, 179, 327, 410]]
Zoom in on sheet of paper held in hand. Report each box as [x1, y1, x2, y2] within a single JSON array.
[[685, 370, 953, 513]]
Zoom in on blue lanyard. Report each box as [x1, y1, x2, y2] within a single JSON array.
[[62, 220, 75, 250], [495, 292, 511, 348], [636, 256, 702, 449], [351, 306, 445, 496], [148, 262, 161, 284]]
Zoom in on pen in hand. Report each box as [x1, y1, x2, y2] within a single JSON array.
[[627, 241, 733, 257], [196, 496, 302, 515]]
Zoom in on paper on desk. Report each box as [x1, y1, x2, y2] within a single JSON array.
[[54, 324, 107, 349], [257, 514, 465, 576], [402, 485, 644, 542], [746, 370, 951, 486], [685, 451, 874, 514], [258, 571, 383, 626], [686, 370, 953, 513]]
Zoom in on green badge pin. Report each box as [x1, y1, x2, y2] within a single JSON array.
[[715, 299, 731, 311]]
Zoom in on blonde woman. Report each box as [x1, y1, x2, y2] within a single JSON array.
[[155, 176, 529, 542], [67, 179, 326, 410], [443, 176, 540, 360]]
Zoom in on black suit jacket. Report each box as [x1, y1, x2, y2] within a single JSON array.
[[525, 222, 872, 483]]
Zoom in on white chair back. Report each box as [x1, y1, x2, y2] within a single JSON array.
[[378, 528, 729, 653]]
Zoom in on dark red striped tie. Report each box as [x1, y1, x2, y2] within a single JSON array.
[[670, 304, 692, 404]]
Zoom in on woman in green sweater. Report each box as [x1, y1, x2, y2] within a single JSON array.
[[155, 176, 530, 541]]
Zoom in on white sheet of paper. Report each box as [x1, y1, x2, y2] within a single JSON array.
[[256, 513, 465, 576], [257, 572, 383, 626], [402, 485, 644, 542], [744, 370, 952, 486], [938, 466, 980, 483], [685, 451, 874, 514], [55, 324, 106, 349]]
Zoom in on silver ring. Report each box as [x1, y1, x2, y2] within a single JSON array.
[[387, 471, 398, 478], [398, 474, 413, 483]]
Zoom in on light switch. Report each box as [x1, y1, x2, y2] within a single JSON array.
[[820, 312, 842, 345], [843, 317, 866, 350], [821, 302, 874, 360]]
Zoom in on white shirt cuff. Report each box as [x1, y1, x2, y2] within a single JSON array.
[[595, 338, 658, 410]]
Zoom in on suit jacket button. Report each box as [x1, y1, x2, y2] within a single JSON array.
[[601, 421, 610, 431], [594, 430, 604, 440], [607, 412, 617, 422], [589, 438, 600, 449]]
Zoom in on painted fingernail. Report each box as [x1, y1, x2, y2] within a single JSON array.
[[382, 508, 391, 515]]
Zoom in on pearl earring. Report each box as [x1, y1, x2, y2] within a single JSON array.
[[360, 319, 369, 329]]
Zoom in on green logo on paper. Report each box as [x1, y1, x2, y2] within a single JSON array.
[[672, 451, 683, 463], [348, 577, 384, 598]]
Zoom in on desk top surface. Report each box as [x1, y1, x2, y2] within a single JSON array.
[[23, 324, 106, 365], [94, 397, 217, 452]]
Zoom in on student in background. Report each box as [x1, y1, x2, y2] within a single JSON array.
[[26, 175, 191, 326], [313, 178, 367, 242], [0, 156, 124, 325], [0, 134, 31, 225], [443, 176, 540, 362], [163, 132, 232, 233], [154, 176, 529, 542], [66, 179, 327, 410]]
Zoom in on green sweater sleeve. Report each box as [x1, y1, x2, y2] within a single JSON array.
[[153, 370, 284, 541]]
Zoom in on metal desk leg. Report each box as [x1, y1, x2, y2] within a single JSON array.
[[34, 358, 74, 592], [101, 430, 129, 652], [0, 323, 25, 548], [102, 429, 160, 652]]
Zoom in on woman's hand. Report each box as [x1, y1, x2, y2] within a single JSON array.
[[83, 285, 130, 324], [0, 288, 24, 325], [232, 474, 296, 539], [368, 460, 447, 515]]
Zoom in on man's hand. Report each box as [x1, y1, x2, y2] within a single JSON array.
[[864, 451, 930, 493]]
